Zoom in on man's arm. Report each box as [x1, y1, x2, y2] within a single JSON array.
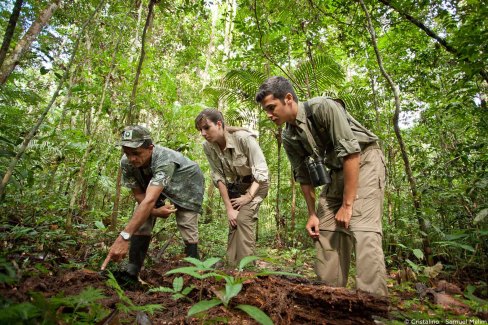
[[335, 152, 360, 229], [123, 185, 163, 234], [301, 184, 320, 239], [132, 187, 176, 218], [101, 185, 163, 270]]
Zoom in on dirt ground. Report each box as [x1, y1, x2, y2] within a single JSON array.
[[2, 258, 390, 324], [1, 257, 486, 324]]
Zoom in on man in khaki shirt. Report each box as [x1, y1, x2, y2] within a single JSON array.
[[195, 109, 269, 267], [256, 77, 387, 296]]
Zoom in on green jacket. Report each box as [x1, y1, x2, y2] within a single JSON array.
[[283, 97, 378, 184]]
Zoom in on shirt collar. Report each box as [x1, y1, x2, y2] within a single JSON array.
[[286, 101, 307, 131], [209, 130, 236, 152]]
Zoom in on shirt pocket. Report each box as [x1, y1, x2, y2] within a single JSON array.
[[232, 154, 251, 175]]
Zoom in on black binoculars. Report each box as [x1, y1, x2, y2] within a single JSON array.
[[306, 156, 331, 187]]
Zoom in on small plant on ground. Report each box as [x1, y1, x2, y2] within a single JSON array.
[[149, 276, 195, 301], [166, 256, 302, 325], [105, 270, 163, 314]]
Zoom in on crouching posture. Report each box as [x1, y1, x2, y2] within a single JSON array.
[[195, 109, 269, 267], [101, 125, 204, 280]]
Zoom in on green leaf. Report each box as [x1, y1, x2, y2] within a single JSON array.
[[173, 277, 183, 292], [148, 287, 175, 293], [235, 304, 274, 325], [181, 286, 194, 295], [165, 267, 202, 278], [223, 282, 242, 306], [238, 256, 260, 271], [412, 249, 424, 260], [405, 259, 420, 273], [202, 257, 221, 269], [187, 299, 222, 317], [183, 257, 204, 267], [474, 208, 488, 224], [0, 302, 41, 321], [94, 221, 106, 230], [255, 271, 303, 278]]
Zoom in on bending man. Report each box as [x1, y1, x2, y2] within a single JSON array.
[[256, 77, 387, 296]]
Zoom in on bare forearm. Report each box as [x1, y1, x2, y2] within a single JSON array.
[[217, 181, 233, 211], [300, 184, 317, 216], [124, 199, 155, 234], [247, 181, 260, 198], [342, 153, 360, 207]]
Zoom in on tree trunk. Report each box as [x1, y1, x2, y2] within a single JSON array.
[[201, 1, 218, 87], [0, 0, 59, 84], [223, 0, 236, 61], [129, 0, 143, 62], [68, 33, 121, 228], [274, 126, 284, 246], [203, 182, 215, 223], [0, 0, 23, 69], [358, 0, 433, 266], [0, 0, 106, 199], [110, 166, 123, 230], [127, 0, 156, 124], [377, 0, 487, 83], [290, 167, 297, 238]]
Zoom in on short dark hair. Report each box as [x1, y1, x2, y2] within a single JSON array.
[[255, 76, 298, 104], [195, 108, 225, 130]]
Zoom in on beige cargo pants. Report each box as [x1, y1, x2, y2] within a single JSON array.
[[315, 145, 388, 296], [227, 183, 269, 267], [135, 205, 199, 244]]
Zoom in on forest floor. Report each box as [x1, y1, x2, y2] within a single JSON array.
[[1, 256, 487, 325]]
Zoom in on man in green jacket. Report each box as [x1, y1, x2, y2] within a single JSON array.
[[256, 77, 388, 296]]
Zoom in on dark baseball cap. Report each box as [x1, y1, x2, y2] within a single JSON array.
[[118, 125, 152, 148]]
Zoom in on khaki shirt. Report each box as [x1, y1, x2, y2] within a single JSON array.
[[283, 97, 378, 184], [121, 145, 205, 212], [202, 129, 269, 186]]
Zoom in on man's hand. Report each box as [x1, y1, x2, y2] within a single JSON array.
[[226, 208, 239, 228], [152, 203, 177, 218], [335, 205, 353, 229], [230, 193, 252, 210], [101, 236, 129, 270], [305, 214, 320, 239]]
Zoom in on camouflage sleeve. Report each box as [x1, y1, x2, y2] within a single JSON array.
[[315, 99, 360, 157], [202, 143, 225, 186], [282, 133, 311, 184], [121, 159, 140, 188], [241, 135, 268, 183], [150, 161, 176, 188]]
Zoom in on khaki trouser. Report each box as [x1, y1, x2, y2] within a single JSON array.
[[314, 146, 388, 296], [135, 205, 199, 244], [227, 183, 268, 267]]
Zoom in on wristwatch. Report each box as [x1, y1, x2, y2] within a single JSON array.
[[120, 231, 131, 241]]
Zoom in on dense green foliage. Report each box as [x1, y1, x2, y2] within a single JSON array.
[[0, 0, 486, 304]]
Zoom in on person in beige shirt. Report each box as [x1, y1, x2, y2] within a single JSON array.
[[195, 109, 269, 267]]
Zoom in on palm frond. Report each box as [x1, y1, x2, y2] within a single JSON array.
[[292, 54, 345, 98]]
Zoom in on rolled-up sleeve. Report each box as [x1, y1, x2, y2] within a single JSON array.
[[150, 162, 175, 188], [202, 143, 226, 186], [316, 99, 361, 158], [243, 135, 268, 183]]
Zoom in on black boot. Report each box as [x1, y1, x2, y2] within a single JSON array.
[[184, 243, 199, 259], [127, 235, 151, 277]]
